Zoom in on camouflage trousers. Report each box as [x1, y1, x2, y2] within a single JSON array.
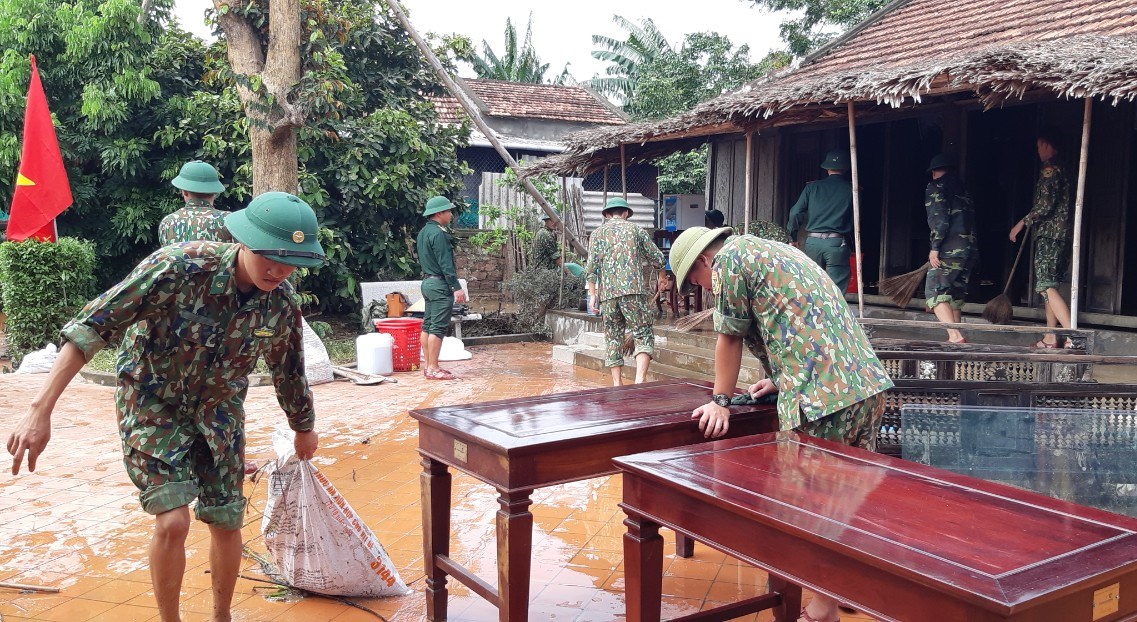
[[601, 294, 655, 367], [1034, 236, 1070, 292], [120, 404, 247, 530], [796, 393, 885, 451], [924, 254, 976, 310]]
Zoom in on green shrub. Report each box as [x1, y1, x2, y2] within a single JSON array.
[[506, 267, 586, 324], [0, 238, 97, 364]]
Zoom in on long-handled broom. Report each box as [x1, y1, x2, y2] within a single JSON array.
[[878, 262, 932, 309], [982, 230, 1029, 325]]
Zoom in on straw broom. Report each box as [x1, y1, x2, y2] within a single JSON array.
[[983, 231, 1029, 325], [878, 262, 931, 308]]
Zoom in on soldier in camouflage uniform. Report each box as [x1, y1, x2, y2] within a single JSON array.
[[923, 154, 977, 343], [585, 197, 664, 386], [158, 160, 232, 245], [7, 192, 326, 622], [1009, 132, 1074, 348], [670, 225, 892, 622], [531, 213, 561, 271]]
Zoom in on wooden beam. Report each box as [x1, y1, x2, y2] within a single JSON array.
[[1070, 98, 1092, 330], [848, 101, 865, 317], [743, 130, 753, 232], [385, 1, 587, 255]]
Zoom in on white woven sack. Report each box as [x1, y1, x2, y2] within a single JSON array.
[[261, 428, 409, 597]]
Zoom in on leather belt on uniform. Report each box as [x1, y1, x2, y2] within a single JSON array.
[[807, 232, 844, 239], [423, 274, 445, 279]]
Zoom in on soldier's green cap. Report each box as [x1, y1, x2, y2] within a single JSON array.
[[671, 226, 733, 287], [820, 149, 849, 171], [423, 196, 454, 217], [564, 262, 585, 277], [225, 192, 325, 268], [172, 160, 226, 194], [926, 153, 955, 172], [602, 197, 633, 217]]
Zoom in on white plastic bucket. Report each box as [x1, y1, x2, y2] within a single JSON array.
[[356, 333, 394, 376]]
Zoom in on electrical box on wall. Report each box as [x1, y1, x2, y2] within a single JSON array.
[[661, 194, 706, 231]]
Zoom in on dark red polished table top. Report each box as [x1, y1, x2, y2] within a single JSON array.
[[616, 432, 1137, 618], [411, 380, 778, 492]]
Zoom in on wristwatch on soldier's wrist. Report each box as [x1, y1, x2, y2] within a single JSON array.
[[711, 393, 731, 407]]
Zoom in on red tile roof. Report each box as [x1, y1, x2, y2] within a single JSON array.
[[433, 79, 627, 126], [793, 0, 1137, 79]]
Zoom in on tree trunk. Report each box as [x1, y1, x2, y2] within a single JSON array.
[[214, 0, 302, 195]]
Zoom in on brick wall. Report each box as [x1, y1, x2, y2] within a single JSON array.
[[453, 230, 508, 295]]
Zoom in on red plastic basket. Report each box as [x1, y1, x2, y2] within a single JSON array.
[[373, 318, 423, 372]]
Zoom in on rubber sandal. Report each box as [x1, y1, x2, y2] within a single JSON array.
[[425, 369, 457, 380], [799, 607, 840, 622], [1034, 340, 1058, 349]]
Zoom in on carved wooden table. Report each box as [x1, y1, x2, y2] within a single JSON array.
[[617, 432, 1137, 622], [410, 380, 778, 622]]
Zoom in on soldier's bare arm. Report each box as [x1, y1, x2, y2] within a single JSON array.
[[691, 333, 744, 438], [7, 341, 87, 475]]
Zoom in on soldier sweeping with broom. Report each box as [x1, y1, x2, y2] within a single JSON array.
[[1003, 131, 1074, 347], [923, 154, 976, 343]]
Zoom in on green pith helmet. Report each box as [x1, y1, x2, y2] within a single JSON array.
[[602, 197, 633, 217], [225, 192, 325, 268], [564, 262, 584, 277], [671, 226, 733, 286], [172, 160, 226, 195], [820, 149, 849, 171], [927, 153, 956, 172], [423, 196, 454, 217]]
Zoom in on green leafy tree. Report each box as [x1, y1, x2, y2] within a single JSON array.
[[746, 0, 889, 56], [623, 32, 788, 194], [470, 14, 553, 84], [586, 15, 673, 102], [0, 0, 211, 284]]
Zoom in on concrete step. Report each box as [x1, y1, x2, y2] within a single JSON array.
[[579, 330, 669, 350], [652, 342, 767, 386], [554, 343, 713, 384]]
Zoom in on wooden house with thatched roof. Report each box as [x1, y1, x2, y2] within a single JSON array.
[[523, 0, 1137, 327]]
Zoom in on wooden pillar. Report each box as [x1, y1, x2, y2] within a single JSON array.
[[621, 143, 628, 200], [1070, 97, 1093, 330], [847, 101, 865, 317], [744, 130, 753, 232]]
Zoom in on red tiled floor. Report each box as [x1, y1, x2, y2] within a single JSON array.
[[0, 343, 879, 621]]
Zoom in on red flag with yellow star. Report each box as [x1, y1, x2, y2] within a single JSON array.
[[6, 55, 72, 242]]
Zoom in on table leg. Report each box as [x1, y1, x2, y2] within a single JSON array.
[[420, 456, 451, 621], [768, 575, 803, 622], [623, 512, 664, 622], [674, 532, 695, 558], [496, 489, 533, 622]]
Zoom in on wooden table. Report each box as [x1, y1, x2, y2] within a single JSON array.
[[410, 380, 778, 622], [617, 432, 1137, 622]]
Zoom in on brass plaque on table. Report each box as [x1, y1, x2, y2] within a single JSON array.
[[453, 440, 468, 463], [1093, 583, 1119, 620]]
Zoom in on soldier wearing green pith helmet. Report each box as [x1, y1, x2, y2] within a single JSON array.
[[416, 196, 468, 380], [923, 153, 977, 344], [786, 149, 854, 292], [7, 191, 326, 622], [159, 160, 233, 245], [669, 224, 891, 622]]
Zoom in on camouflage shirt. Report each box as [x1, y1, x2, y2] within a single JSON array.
[[585, 217, 664, 302], [531, 226, 560, 270], [158, 199, 233, 245], [711, 235, 893, 430], [60, 242, 315, 463], [926, 173, 976, 257], [748, 220, 794, 245], [1022, 160, 1072, 241]]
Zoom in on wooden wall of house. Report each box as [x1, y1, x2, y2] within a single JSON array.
[[703, 98, 1136, 318]]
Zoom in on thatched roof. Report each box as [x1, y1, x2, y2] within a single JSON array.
[[522, 33, 1137, 177]]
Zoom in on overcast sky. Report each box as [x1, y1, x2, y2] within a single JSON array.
[[171, 0, 788, 83]]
